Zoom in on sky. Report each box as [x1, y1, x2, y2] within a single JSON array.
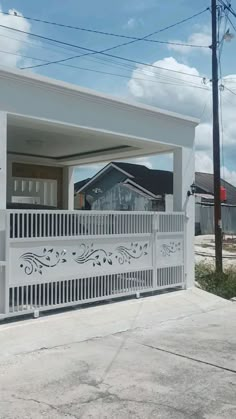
[[1, 0, 236, 184]]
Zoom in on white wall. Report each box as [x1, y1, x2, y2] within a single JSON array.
[[0, 112, 7, 209], [165, 195, 173, 212], [173, 147, 195, 289], [0, 112, 7, 312], [63, 167, 74, 210], [0, 69, 197, 150]]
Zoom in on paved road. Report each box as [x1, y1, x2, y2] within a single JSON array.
[[0, 288, 236, 418]]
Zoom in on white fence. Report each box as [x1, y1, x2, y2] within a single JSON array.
[[0, 210, 186, 319], [198, 204, 236, 235]]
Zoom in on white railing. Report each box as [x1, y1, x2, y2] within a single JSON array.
[[9, 210, 154, 239], [0, 210, 186, 318]]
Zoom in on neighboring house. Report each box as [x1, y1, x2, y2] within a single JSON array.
[[74, 162, 236, 211], [74, 162, 173, 211], [194, 172, 236, 235], [74, 162, 236, 234], [195, 172, 236, 205], [74, 178, 91, 209]]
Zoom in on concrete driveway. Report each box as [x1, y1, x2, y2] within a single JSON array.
[[0, 288, 236, 419]]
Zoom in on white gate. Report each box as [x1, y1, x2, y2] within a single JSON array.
[[0, 211, 186, 318]]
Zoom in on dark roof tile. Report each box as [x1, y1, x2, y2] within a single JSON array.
[[74, 164, 236, 205], [74, 178, 91, 193]]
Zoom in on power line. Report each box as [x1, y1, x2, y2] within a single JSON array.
[[0, 31, 210, 86], [226, 14, 236, 31], [0, 30, 177, 80], [0, 8, 210, 80], [218, 0, 236, 18], [218, 0, 236, 30], [0, 32, 80, 55], [198, 92, 212, 120], [0, 30, 207, 87], [84, 54, 206, 87], [0, 22, 210, 69], [0, 23, 206, 78], [0, 49, 49, 63], [0, 7, 210, 44], [17, 23, 209, 70], [0, 24, 204, 78], [20, 46, 205, 78], [0, 49, 210, 91], [0, 30, 93, 56], [224, 85, 236, 96]]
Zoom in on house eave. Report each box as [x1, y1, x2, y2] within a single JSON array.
[[0, 67, 199, 126], [123, 179, 160, 199]]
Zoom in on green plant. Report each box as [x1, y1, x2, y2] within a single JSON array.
[[195, 263, 236, 300]]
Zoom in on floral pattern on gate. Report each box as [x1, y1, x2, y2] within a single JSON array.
[[160, 241, 181, 257], [72, 242, 148, 267], [19, 248, 67, 275], [19, 242, 149, 275]]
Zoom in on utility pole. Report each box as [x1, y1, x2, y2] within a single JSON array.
[[211, 0, 223, 272]]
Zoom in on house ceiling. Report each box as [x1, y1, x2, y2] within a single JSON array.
[[7, 114, 130, 160], [6, 114, 175, 165]]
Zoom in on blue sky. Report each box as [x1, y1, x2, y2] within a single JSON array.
[[1, 0, 236, 184], [1, 0, 215, 89]]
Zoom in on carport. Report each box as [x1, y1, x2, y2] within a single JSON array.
[[0, 67, 198, 318]]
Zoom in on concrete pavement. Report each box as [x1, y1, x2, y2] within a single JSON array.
[[0, 288, 236, 418]]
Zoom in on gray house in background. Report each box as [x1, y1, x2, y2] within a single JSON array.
[[74, 162, 173, 211], [74, 162, 236, 234], [75, 162, 236, 211]]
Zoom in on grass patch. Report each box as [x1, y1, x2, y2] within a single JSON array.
[[223, 244, 236, 253], [199, 243, 213, 249], [195, 263, 236, 300]]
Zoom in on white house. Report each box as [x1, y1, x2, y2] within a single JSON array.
[[0, 67, 198, 319]]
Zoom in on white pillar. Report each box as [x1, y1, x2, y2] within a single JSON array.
[[0, 112, 7, 210], [165, 194, 173, 212], [63, 166, 74, 210], [173, 146, 195, 289], [0, 112, 7, 314]]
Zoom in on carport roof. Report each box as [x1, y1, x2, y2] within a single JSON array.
[[1, 67, 198, 167], [0, 67, 199, 125]]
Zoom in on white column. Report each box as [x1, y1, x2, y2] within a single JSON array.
[[173, 146, 195, 288], [0, 112, 7, 313], [165, 194, 173, 212], [0, 112, 7, 209], [63, 166, 74, 210]]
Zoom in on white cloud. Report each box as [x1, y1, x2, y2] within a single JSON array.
[[0, 6, 32, 67], [128, 57, 208, 118], [129, 156, 153, 169], [167, 27, 211, 55], [124, 17, 144, 30], [126, 17, 136, 29], [128, 57, 236, 185], [221, 167, 236, 186], [195, 151, 213, 173]]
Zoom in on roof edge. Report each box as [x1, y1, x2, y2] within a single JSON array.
[[0, 66, 199, 125]]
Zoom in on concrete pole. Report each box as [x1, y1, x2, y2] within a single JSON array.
[[62, 166, 74, 210], [173, 146, 195, 288], [0, 112, 7, 210], [0, 112, 7, 314]]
